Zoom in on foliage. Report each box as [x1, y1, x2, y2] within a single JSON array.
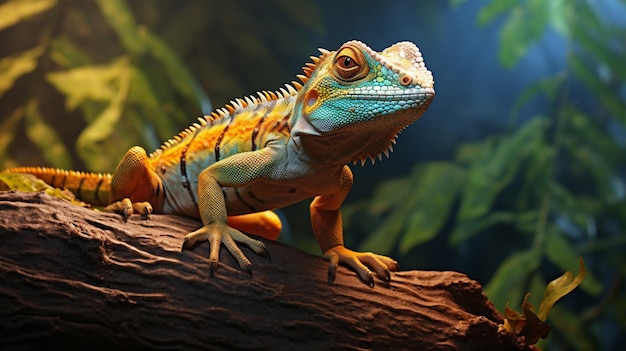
[[0, 0, 321, 173], [501, 257, 586, 345], [345, 1, 626, 350], [0, 172, 89, 207]]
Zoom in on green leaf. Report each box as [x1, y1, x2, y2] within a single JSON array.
[[0, 107, 23, 167], [544, 226, 603, 296], [126, 66, 178, 140], [24, 99, 72, 169], [484, 250, 541, 311], [368, 175, 412, 215], [399, 163, 465, 253], [0, 173, 90, 207], [545, 0, 569, 37], [0, 0, 57, 31], [476, 0, 517, 25], [95, 0, 144, 55], [510, 73, 565, 123], [548, 304, 600, 350], [46, 57, 128, 110], [450, 210, 538, 245], [142, 30, 201, 113], [0, 172, 51, 192], [75, 60, 131, 172], [49, 36, 92, 68], [454, 137, 495, 165], [570, 54, 626, 128], [449, 0, 468, 8], [456, 117, 549, 223], [360, 195, 415, 254], [0, 46, 44, 97], [498, 0, 549, 67], [565, 107, 623, 165]]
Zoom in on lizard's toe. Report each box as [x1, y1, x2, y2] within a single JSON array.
[[182, 223, 269, 277], [324, 246, 396, 286]]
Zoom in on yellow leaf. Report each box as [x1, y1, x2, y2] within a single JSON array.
[[0, 0, 57, 31], [0, 46, 44, 97], [46, 57, 128, 110], [0, 173, 90, 207], [537, 256, 586, 321]]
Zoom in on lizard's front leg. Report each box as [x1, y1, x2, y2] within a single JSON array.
[[311, 166, 399, 286], [181, 150, 276, 276]]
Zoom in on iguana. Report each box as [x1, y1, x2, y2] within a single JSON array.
[[3, 40, 435, 286]]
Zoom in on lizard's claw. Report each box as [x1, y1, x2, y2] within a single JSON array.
[[182, 223, 269, 277], [324, 246, 399, 287], [104, 198, 152, 221], [132, 201, 153, 220]]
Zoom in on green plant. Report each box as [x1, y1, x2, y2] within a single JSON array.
[[344, 1, 626, 349], [0, 0, 202, 172], [0, 0, 322, 173]]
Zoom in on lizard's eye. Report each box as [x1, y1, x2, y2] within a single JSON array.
[[333, 46, 369, 82]]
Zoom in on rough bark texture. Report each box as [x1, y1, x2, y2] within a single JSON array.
[[0, 191, 537, 350]]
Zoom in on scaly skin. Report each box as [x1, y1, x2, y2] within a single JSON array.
[[4, 40, 435, 286]]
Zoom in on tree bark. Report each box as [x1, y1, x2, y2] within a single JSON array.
[[0, 191, 537, 350]]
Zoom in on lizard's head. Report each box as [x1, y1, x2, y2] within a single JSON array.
[[291, 40, 435, 165]]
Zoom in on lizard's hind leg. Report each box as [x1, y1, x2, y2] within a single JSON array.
[[104, 146, 163, 220], [228, 211, 282, 240]]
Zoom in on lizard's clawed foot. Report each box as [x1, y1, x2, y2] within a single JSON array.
[[104, 198, 153, 221], [182, 222, 270, 277], [324, 246, 399, 287]]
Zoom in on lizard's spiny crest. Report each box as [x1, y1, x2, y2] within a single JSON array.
[[151, 52, 327, 157]]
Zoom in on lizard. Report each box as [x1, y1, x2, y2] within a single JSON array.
[[3, 40, 435, 286]]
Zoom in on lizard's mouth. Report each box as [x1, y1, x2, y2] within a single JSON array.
[[305, 85, 435, 135]]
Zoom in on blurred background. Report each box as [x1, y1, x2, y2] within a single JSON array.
[[0, 0, 624, 349]]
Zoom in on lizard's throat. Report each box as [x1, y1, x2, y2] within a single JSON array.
[[290, 116, 401, 166]]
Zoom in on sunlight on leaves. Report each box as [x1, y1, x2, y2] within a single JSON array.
[[0, 46, 44, 97], [0, 0, 57, 31], [46, 57, 129, 110]]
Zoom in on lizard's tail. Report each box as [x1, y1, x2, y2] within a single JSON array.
[[3, 166, 112, 206]]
